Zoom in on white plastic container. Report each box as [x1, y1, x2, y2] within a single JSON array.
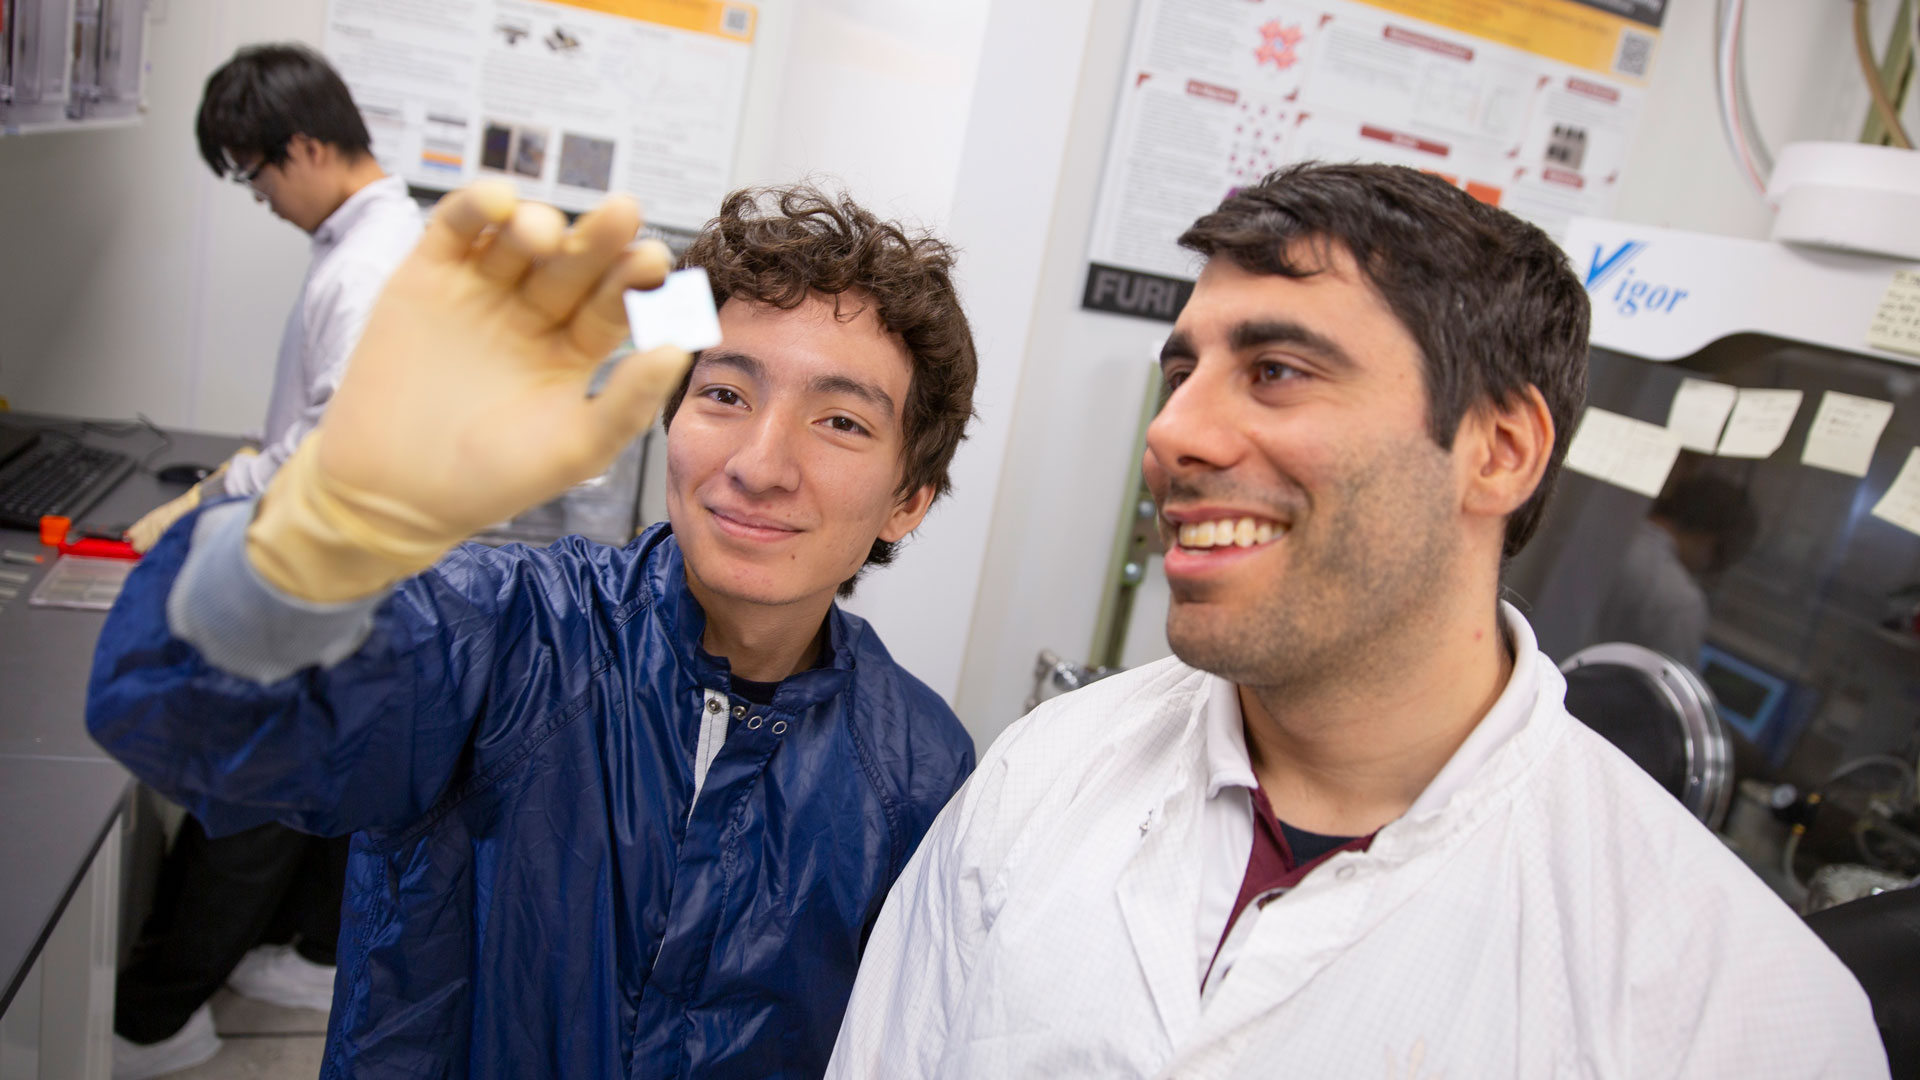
[[1768, 141, 1920, 261]]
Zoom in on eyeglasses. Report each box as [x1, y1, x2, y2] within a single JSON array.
[[222, 151, 268, 187]]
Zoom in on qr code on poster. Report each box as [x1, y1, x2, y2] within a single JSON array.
[[722, 5, 752, 35], [1613, 29, 1654, 78]]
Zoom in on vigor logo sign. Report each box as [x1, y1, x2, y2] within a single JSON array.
[[1584, 240, 1691, 318]]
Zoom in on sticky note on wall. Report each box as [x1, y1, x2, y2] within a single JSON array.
[[1871, 448, 1920, 537], [1800, 391, 1895, 477], [1867, 269, 1920, 360], [1665, 378, 1737, 453], [1716, 389, 1803, 458], [1564, 407, 1683, 498]]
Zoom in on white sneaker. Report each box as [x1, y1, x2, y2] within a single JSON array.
[[112, 1002, 221, 1080], [225, 943, 336, 1013]]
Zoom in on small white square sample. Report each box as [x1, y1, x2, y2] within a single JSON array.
[[624, 267, 722, 354]]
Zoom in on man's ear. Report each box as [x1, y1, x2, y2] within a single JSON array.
[[1459, 384, 1553, 524], [287, 133, 322, 166], [878, 484, 936, 543]]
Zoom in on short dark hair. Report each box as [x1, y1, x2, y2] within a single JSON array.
[[195, 44, 372, 178], [1178, 162, 1590, 559], [665, 184, 979, 594], [1652, 475, 1756, 573]]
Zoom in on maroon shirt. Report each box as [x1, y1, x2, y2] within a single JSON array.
[[1206, 786, 1375, 986]]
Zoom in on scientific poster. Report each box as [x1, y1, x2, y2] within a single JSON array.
[[1085, 0, 1668, 320], [325, 0, 756, 235]]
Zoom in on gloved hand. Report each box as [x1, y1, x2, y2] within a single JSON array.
[[125, 452, 250, 553], [127, 489, 200, 554], [247, 183, 691, 602]]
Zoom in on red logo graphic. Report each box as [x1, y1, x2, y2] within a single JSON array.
[[1256, 20, 1304, 70]]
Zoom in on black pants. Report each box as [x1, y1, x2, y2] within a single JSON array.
[[113, 817, 349, 1044]]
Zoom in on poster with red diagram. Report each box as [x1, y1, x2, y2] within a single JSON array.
[[1084, 0, 1668, 322]]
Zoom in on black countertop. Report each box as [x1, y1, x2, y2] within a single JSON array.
[[0, 414, 246, 1012]]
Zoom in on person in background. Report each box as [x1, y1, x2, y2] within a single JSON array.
[[1592, 473, 1757, 667], [128, 42, 423, 545], [108, 42, 423, 1080], [89, 181, 978, 1078], [825, 163, 1884, 1078]]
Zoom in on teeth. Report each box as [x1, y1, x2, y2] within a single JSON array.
[[1175, 516, 1282, 549]]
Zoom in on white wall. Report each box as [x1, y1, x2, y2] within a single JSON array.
[[0, 0, 324, 434], [948, 0, 1173, 744], [736, 0, 988, 229], [832, 0, 1104, 707]]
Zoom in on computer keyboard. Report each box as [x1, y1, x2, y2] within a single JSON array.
[[0, 434, 136, 532]]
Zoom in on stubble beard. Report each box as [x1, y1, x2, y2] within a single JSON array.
[[1164, 441, 1459, 697]]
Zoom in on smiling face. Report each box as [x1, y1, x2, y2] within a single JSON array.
[[665, 293, 933, 614], [1146, 246, 1467, 688]]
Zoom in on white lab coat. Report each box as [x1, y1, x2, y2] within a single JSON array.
[[828, 606, 1884, 1079], [220, 175, 423, 497]]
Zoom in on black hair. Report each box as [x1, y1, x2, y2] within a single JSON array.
[[195, 44, 372, 177], [1179, 162, 1591, 559], [1652, 475, 1757, 573]]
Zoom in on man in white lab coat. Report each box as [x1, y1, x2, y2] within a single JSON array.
[[827, 163, 1885, 1078], [112, 44, 422, 1080], [126, 44, 424, 548]]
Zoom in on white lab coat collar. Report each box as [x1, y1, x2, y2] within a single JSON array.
[[1202, 676, 1254, 801], [1403, 602, 1539, 819], [1199, 601, 1542, 819], [313, 174, 410, 250]]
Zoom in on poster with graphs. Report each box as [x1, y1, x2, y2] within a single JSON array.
[[326, 0, 757, 236]]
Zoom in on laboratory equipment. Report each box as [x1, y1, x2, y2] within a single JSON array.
[[1511, 216, 1920, 899], [28, 553, 132, 610], [1559, 642, 1734, 828]]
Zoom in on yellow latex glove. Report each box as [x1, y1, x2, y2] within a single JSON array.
[[247, 183, 690, 602], [127, 488, 200, 554], [125, 452, 249, 553]]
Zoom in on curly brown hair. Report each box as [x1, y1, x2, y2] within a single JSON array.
[[663, 184, 979, 592]]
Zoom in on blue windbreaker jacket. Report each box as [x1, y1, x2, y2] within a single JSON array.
[[88, 517, 975, 1078]]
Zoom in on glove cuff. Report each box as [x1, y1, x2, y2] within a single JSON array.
[[245, 433, 462, 603]]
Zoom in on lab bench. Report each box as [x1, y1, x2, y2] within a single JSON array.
[[0, 417, 244, 1078]]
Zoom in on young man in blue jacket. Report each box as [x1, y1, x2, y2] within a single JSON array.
[[88, 181, 978, 1078]]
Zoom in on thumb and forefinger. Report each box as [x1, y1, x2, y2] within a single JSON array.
[[418, 182, 691, 436], [575, 235, 688, 440]]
